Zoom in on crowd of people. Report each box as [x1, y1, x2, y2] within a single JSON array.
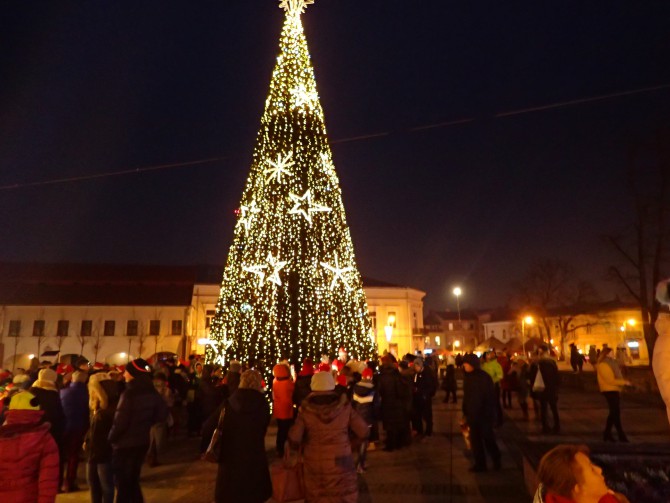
[[0, 340, 636, 503]]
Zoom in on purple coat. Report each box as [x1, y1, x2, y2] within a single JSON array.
[[60, 382, 90, 433]]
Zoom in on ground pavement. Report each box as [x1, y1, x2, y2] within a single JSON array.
[[56, 381, 669, 503]]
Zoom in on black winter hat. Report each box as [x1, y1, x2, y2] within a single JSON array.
[[463, 353, 481, 369], [127, 358, 152, 379]]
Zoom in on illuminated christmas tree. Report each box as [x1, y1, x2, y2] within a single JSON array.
[[207, 0, 375, 374]]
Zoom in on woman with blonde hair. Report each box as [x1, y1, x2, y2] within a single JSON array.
[[86, 372, 120, 503]]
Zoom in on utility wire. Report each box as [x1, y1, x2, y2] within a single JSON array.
[[1, 83, 668, 191]]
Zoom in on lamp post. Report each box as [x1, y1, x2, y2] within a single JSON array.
[[453, 287, 462, 323], [522, 316, 533, 357]]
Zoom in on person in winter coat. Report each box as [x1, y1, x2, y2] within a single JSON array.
[[0, 390, 60, 503], [352, 368, 378, 472], [30, 368, 66, 449], [596, 348, 631, 442], [292, 358, 314, 411], [535, 444, 630, 503], [109, 358, 168, 503], [442, 361, 458, 404], [289, 370, 369, 503], [214, 370, 272, 503], [498, 352, 514, 409], [570, 344, 584, 373], [462, 353, 501, 472], [148, 372, 175, 465], [654, 278, 670, 429], [272, 363, 295, 456], [87, 372, 120, 503], [377, 356, 411, 451], [481, 351, 504, 426], [411, 357, 437, 437], [530, 345, 561, 434], [59, 370, 90, 492], [510, 356, 531, 420]]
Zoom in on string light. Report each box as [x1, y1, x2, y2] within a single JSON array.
[[206, 0, 375, 378]]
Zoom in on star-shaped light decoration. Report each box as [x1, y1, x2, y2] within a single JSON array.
[[320, 253, 354, 291], [288, 189, 332, 225], [290, 83, 319, 110], [265, 253, 288, 286], [243, 263, 267, 287], [264, 152, 295, 184], [237, 201, 261, 234], [279, 0, 314, 19]]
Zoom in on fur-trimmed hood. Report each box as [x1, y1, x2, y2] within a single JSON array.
[[301, 391, 348, 424]]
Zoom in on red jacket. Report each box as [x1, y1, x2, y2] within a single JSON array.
[[546, 492, 622, 503], [272, 377, 295, 420], [0, 410, 59, 503]]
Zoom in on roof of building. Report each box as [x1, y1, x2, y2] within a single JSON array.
[[425, 309, 479, 323], [0, 263, 416, 306]]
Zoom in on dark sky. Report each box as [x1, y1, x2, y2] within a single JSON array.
[[1, 1, 669, 311]]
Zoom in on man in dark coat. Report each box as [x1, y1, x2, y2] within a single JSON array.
[[462, 353, 501, 472], [530, 345, 561, 434], [377, 357, 410, 451], [411, 357, 437, 437], [109, 358, 168, 503], [215, 370, 272, 503]]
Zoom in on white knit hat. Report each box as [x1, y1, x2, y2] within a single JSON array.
[[310, 371, 335, 392]]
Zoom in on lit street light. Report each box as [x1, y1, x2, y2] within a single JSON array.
[[522, 315, 533, 357], [453, 287, 462, 322]]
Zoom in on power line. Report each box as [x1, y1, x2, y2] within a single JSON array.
[[1, 83, 668, 191]]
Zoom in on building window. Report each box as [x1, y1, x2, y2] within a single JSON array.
[[149, 320, 161, 336], [57, 320, 69, 337], [491, 330, 495, 338], [387, 312, 396, 328], [424, 336, 430, 344], [413, 311, 418, 329], [171, 320, 183, 336], [502, 329, 507, 340], [104, 321, 115, 337], [8, 320, 21, 337], [127, 320, 139, 336], [205, 310, 216, 329], [448, 322, 454, 331], [80, 320, 93, 337], [369, 311, 377, 331], [33, 320, 45, 337]]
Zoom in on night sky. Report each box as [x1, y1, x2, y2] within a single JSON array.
[[1, 1, 669, 311]]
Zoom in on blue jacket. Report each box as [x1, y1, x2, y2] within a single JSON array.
[[60, 382, 89, 433]]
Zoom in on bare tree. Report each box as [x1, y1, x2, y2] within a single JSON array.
[[34, 308, 47, 361], [605, 134, 670, 360], [91, 320, 104, 363], [137, 320, 148, 358], [514, 260, 600, 358]]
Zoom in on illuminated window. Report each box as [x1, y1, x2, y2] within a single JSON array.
[[387, 312, 396, 328], [369, 311, 377, 331], [205, 310, 216, 328]]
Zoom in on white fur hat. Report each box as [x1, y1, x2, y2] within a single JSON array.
[[310, 371, 335, 392]]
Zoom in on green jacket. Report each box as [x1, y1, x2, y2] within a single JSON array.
[[481, 360, 503, 384]]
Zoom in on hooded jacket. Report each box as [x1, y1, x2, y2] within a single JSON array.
[[289, 392, 368, 503], [108, 376, 168, 450], [215, 388, 272, 503], [352, 381, 378, 425], [0, 410, 59, 503], [29, 386, 65, 447]]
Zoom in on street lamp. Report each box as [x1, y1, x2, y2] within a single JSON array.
[[453, 287, 462, 322], [522, 316, 533, 357]]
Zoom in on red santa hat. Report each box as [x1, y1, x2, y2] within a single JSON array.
[[318, 363, 331, 372], [361, 368, 374, 380]]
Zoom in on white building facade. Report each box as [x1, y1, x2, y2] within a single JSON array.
[[0, 264, 424, 369]]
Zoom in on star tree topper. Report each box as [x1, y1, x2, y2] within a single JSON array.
[[279, 0, 315, 18], [288, 189, 332, 225], [320, 253, 354, 291]]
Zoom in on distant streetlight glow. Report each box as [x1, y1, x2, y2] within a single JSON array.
[[522, 316, 534, 358], [453, 286, 462, 323]]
